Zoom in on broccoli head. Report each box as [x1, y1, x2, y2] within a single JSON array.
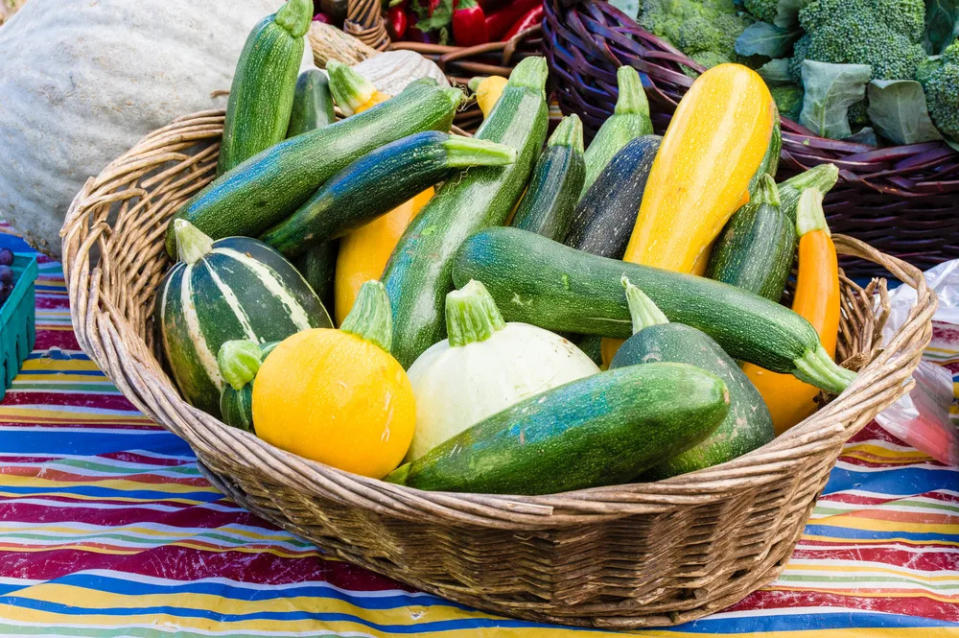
[[790, 0, 926, 81], [639, 0, 754, 69], [917, 40, 959, 143], [743, 0, 779, 23]]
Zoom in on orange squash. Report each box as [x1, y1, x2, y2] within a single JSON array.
[[253, 280, 415, 478], [743, 189, 840, 435], [334, 188, 433, 324]]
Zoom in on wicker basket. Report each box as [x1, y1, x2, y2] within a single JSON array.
[[542, 0, 959, 276], [61, 108, 935, 628], [337, 0, 542, 133]]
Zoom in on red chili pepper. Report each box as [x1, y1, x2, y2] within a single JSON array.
[[501, 4, 543, 41], [387, 5, 408, 39], [484, 0, 538, 40], [452, 0, 489, 46]]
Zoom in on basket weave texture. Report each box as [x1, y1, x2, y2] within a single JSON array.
[[62, 110, 935, 628], [542, 0, 959, 275]]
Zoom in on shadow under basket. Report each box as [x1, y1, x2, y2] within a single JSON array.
[[62, 110, 936, 629], [541, 0, 959, 277]]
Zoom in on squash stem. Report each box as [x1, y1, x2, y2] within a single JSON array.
[[796, 188, 829, 237], [613, 66, 650, 119], [753, 174, 782, 208], [327, 61, 377, 115], [384, 462, 411, 484], [274, 0, 312, 38], [622, 276, 668, 334], [443, 136, 518, 167], [173, 220, 213, 265], [792, 345, 856, 394], [782, 163, 839, 196], [341, 280, 393, 352], [217, 340, 262, 391], [445, 280, 506, 347], [506, 56, 548, 91], [547, 115, 584, 153]]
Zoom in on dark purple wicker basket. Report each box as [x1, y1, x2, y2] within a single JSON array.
[[542, 0, 959, 276]]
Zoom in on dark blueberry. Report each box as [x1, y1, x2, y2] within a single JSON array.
[[0, 266, 13, 285], [0, 249, 13, 266]]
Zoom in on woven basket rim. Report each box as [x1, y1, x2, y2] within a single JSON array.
[[60, 107, 937, 531]]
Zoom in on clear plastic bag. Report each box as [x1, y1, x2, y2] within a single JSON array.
[[876, 260, 959, 466]]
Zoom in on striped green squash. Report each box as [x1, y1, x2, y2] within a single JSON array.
[[156, 220, 331, 415]]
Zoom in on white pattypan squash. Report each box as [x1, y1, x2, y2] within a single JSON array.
[[405, 280, 599, 461]]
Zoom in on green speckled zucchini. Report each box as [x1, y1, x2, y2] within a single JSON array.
[[386, 362, 729, 494], [382, 57, 549, 368], [217, 0, 312, 175], [610, 280, 773, 478]]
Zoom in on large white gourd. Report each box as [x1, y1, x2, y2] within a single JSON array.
[[0, 0, 312, 257], [406, 280, 600, 462]]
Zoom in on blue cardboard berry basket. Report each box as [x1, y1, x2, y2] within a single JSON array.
[[0, 253, 37, 400]]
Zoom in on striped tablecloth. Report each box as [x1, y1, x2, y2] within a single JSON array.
[[0, 241, 956, 637]]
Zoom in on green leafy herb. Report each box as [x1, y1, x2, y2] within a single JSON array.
[[866, 80, 944, 144], [799, 60, 872, 138], [414, 0, 454, 31], [735, 22, 801, 58], [924, 0, 959, 55], [758, 58, 795, 84]]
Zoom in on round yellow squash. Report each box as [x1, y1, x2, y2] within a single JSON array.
[[252, 282, 415, 478]]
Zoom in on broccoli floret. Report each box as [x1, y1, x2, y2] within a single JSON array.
[[917, 41, 959, 143], [639, 0, 754, 69], [770, 84, 804, 120], [743, 0, 779, 23], [799, 0, 924, 41], [790, 0, 926, 81]]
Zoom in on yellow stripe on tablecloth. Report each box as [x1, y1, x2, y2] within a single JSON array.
[[0, 603, 953, 638]]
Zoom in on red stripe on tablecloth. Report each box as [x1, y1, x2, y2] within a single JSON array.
[[0, 545, 410, 591], [728, 589, 959, 621], [0, 502, 270, 529], [791, 546, 959, 571]]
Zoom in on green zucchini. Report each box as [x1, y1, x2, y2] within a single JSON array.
[[286, 69, 336, 138], [382, 57, 550, 368], [509, 115, 585, 241], [564, 135, 660, 259], [166, 80, 462, 258], [610, 280, 773, 478], [295, 241, 338, 311], [451, 227, 857, 393], [778, 163, 840, 221], [580, 66, 652, 197], [261, 132, 517, 258], [706, 175, 796, 302], [217, 0, 312, 175], [747, 118, 782, 195], [386, 362, 729, 494], [216, 340, 278, 432], [283, 68, 339, 313]]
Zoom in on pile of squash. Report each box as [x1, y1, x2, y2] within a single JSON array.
[[156, 0, 855, 496]]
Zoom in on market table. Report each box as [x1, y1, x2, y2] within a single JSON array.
[[0, 230, 955, 637]]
